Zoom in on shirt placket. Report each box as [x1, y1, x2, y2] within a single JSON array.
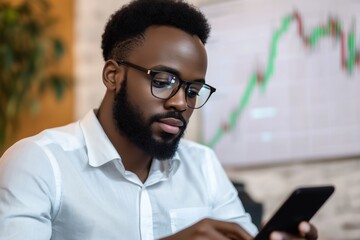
[[139, 186, 154, 240]]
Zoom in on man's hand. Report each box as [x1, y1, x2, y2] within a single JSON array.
[[160, 218, 253, 240], [269, 221, 318, 240], [161, 219, 318, 240]]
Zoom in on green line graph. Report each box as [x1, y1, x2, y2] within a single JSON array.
[[205, 11, 360, 148]]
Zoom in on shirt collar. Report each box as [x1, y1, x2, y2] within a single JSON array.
[[79, 109, 182, 178], [144, 153, 181, 186], [80, 110, 120, 167]]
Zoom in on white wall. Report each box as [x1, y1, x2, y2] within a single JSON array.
[[75, 1, 360, 239]]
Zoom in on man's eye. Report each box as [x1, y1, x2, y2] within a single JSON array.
[[187, 86, 200, 98], [152, 78, 172, 89], [152, 72, 176, 89]]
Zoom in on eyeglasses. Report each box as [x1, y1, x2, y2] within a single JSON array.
[[116, 60, 216, 109]]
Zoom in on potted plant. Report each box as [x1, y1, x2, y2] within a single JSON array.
[[0, 0, 70, 148]]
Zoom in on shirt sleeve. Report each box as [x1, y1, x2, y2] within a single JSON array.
[[203, 148, 259, 237], [0, 140, 56, 240]]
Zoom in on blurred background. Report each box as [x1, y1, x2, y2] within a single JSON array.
[[1, 0, 359, 239]]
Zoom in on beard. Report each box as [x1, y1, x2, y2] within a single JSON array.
[[112, 79, 187, 160]]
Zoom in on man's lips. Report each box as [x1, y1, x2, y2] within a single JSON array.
[[157, 118, 185, 135]]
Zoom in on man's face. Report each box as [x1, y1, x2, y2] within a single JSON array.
[[112, 26, 208, 159], [113, 78, 187, 160]]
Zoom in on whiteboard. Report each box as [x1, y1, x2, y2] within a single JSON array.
[[201, 0, 360, 167]]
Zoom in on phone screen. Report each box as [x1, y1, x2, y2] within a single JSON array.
[[254, 185, 335, 240]]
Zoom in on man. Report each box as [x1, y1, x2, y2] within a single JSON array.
[[0, 0, 318, 239]]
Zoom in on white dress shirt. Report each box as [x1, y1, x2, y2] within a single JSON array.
[[0, 110, 258, 240]]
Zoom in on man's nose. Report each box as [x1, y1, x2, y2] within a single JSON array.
[[163, 86, 188, 112]]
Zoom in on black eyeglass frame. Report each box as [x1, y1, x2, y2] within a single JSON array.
[[116, 60, 216, 109]]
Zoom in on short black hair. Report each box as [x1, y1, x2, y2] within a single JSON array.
[[101, 0, 211, 61]]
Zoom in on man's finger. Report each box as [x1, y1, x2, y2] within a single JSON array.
[[298, 222, 318, 240], [207, 219, 253, 240]]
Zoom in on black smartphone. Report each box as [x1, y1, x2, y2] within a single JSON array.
[[253, 185, 335, 240]]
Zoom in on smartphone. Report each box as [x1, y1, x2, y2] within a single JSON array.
[[253, 185, 335, 240]]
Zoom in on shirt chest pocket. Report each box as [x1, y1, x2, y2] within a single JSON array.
[[169, 207, 212, 233]]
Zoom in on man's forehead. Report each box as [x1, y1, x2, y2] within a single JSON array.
[[125, 25, 208, 79], [130, 26, 206, 60]]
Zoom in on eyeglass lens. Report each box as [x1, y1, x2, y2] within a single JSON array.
[[151, 72, 211, 109]]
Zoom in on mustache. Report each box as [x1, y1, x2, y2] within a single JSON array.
[[149, 112, 187, 129]]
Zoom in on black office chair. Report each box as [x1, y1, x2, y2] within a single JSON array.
[[232, 181, 263, 229]]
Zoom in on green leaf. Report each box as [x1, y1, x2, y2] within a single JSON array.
[[0, 0, 70, 147], [53, 38, 64, 60], [52, 76, 66, 100]]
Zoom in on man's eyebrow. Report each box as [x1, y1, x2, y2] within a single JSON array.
[[152, 65, 205, 83]]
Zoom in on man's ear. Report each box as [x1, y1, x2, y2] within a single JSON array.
[[102, 60, 125, 91]]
